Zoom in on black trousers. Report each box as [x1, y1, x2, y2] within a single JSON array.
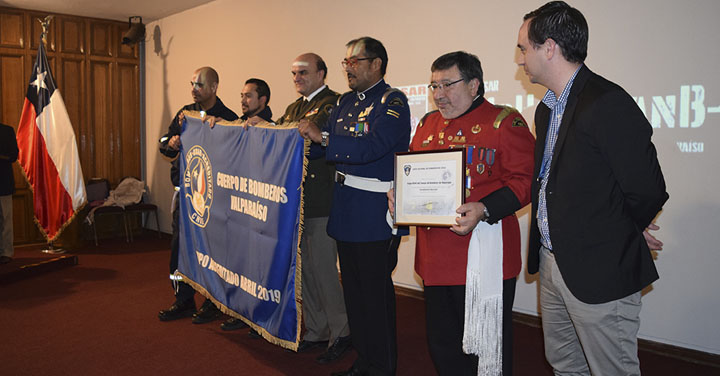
[[169, 196, 194, 303], [424, 278, 517, 376], [336, 236, 401, 376]]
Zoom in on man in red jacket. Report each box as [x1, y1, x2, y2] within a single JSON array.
[[391, 51, 534, 376]]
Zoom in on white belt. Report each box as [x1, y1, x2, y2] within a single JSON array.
[[335, 171, 398, 234], [335, 171, 393, 193]]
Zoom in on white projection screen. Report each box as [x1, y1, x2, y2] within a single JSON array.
[[145, 0, 720, 354]]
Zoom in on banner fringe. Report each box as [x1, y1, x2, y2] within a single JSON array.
[[17, 162, 87, 244], [177, 271, 300, 351]]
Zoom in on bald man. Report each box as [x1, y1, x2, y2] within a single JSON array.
[[158, 66, 239, 323]]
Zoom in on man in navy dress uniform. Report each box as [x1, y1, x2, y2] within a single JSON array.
[[299, 37, 410, 376]]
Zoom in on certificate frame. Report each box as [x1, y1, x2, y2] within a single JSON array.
[[393, 148, 465, 226]]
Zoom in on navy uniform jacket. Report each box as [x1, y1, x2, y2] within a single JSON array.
[[159, 97, 238, 187], [320, 80, 410, 242], [528, 65, 668, 304], [276, 86, 339, 218]]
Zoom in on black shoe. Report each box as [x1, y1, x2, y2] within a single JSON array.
[[158, 300, 196, 321], [297, 339, 328, 353], [191, 300, 223, 324], [0, 256, 12, 264], [248, 328, 261, 339], [220, 317, 248, 331], [330, 365, 363, 376], [316, 335, 352, 364]]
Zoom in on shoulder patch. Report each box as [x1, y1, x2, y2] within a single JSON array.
[[381, 88, 407, 105], [512, 117, 528, 127], [388, 97, 404, 107], [323, 103, 334, 115]]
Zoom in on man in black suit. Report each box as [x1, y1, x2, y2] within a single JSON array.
[[517, 2, 668, 375]]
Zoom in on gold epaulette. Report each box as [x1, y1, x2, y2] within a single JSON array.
[[492, 105, 520, 129], [337, 91, 352, 106], [417, 110, 438, 128]]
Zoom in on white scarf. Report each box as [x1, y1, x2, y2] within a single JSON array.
[[463, 220, 503, 376]]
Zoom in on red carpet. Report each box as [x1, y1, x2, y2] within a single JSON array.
[[0, 235, 716, 375]]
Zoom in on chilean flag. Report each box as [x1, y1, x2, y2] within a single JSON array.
[[16, 42, 86, 242]]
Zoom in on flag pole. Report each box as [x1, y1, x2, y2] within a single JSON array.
[[37, 15, 65, 255]]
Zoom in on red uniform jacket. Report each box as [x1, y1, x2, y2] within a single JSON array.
[[412, 98, 535, 285]]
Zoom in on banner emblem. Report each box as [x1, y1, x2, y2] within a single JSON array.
[[184, 145, 214, 227]]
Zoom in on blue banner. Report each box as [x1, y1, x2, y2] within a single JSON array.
[[177, 113, 305, 349]]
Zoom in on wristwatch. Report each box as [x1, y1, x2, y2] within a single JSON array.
[[482, 205, 490, 222], [320, 131, 329, 147]]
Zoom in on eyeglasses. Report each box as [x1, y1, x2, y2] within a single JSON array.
[[341, 56, 375, 69], [190, 81, 205, 89], [428, 78, 464, 92]]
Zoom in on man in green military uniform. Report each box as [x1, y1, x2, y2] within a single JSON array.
[[222, 53, 352, 363], [281, 53, 351, 364]]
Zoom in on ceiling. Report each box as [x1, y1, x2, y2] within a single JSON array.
[[0, 0, 215, 22]]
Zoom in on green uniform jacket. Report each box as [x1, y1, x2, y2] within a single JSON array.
[[276, 86, 339, 218]]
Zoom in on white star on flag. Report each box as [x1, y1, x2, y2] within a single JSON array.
[[31, 67, 47, 94]]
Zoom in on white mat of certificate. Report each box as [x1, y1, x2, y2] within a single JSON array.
[[394, 149, 464, 226]]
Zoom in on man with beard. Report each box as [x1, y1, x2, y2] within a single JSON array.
[[158, 66, 238, 323], [240, 78, 273, 124], [299, 37, 410, 376]]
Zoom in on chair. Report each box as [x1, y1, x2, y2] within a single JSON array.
[[85, 178, 130, 246], [121, 177, 161, 241]]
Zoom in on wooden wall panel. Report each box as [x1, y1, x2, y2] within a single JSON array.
[[0, 11, 24, 48], [12, 192, 37, 244], [118, 62, 140, 178], [1, 6, 141, 245], [59, 17, 84, 54], [89, 21, 112, 57], [0, 54, 25, 126], [89, 61, 113, 181]]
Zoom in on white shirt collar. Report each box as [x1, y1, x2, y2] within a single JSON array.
[[303, 85, 326, 102]]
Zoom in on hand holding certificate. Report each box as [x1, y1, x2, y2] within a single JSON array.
[[393, 149, 465, 226]]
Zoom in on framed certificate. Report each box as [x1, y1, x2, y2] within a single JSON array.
[[393, 148, 465, 226]]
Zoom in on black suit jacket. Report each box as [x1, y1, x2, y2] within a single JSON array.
[[528, 65, 669, 304]]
